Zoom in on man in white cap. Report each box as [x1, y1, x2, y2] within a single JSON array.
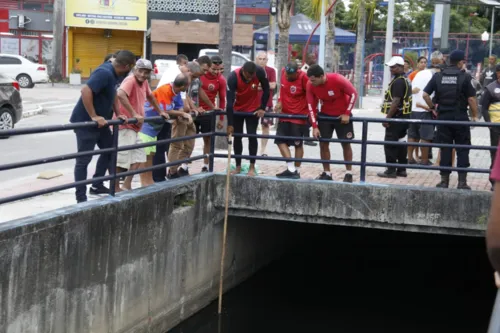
[[378, 56, 412, 178], [116, 58, 167, 190]]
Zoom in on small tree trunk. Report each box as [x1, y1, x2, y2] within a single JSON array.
[[277, 0, 293, 89], [353, 0, 366, 108], [324, 0, 336, 73], [51, 0, 64, 81], [216, 0, 234, 150]]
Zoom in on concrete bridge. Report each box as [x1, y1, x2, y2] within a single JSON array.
[[0, 175, 491, 332]]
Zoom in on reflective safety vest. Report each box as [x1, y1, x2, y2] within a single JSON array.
[[434, 67, 467, 112], [486, 82, 500, 123], [381, 75, 412, 115]]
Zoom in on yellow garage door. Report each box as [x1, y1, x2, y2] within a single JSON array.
[[73, 33, 108, 77], [107, 31, 143, 58]]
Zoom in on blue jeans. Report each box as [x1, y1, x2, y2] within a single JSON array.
[[74, 128, 113, 202]]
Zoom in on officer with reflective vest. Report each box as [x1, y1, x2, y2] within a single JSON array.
[[481, 63, 500, 190], [422, 50, 478, 190], [377, 56, 412, 178]]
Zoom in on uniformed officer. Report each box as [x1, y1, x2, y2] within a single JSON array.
[[422, 50, 479, 190], [377, 56, 413, 178], [480, 63, 500, 190]]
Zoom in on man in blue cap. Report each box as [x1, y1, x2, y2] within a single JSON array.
[[422, 50, 479, 190]]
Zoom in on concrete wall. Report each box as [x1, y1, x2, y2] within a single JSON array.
[[215, 176, 491, 237], [0, 175, 296, 333]]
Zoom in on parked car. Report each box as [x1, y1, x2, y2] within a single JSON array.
[[0, 54, 49, 88], [0, 73, 23, 138]]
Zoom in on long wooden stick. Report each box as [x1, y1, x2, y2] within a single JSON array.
[[218, 133, 233, 315]]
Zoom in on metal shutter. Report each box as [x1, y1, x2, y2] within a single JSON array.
[[73, 33, 108, 77]]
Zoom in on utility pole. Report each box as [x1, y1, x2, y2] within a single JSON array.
[[382, 0, 395, 94], [268, 0, 277, 67], [51, 0, 64, 82]]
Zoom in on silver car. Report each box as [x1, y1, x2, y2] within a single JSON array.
[[0, 73, 22, 136]]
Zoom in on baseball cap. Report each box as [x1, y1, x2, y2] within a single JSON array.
[[449, 50, 466, 62], [285, 62, 298, 74], [385, 56, 405, 67], [135, 58, 153, 71]]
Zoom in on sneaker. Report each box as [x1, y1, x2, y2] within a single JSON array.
[[343, 174, 353, 183], [276, 169, 300, 179], [178, 168, 190, 177], [377, 170, 397, 178], [396, 170, 408, 177], [304, 141, 318, 146], [201, 166, 209, 173], [316, 172, 333, 181], [77, 198, 87, 204], [168, 172, 180, 179], [89, 185, 109, 195]]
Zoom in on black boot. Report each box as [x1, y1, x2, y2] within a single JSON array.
[[457, 173, 471, 190], [436, 174, 449, 188]]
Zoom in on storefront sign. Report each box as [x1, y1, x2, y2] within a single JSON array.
[[65, 0, 147, 31]]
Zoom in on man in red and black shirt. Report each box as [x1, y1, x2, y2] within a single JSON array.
[[227, 61, 270, 176], [306, 64, 358, 182], [274, 62, 310, 179], [255, 51, 277, 156], [198, 55, 227, 172]]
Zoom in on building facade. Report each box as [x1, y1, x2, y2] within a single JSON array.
[[235, 0, 271, 30], [0, 0, 55, 71], [65, 0, 147, 77]]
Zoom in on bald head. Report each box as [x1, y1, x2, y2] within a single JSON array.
[[173, 73, 189, 92], [255, 51, 269, 67]]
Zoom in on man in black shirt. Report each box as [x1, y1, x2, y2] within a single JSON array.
[[378, 56, 412, 178], [423, 50, 478, 189]]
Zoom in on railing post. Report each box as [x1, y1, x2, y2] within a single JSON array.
[[209, 111, 216, 172], [360, 120, 368, 182], [109, 124, 119, 196]]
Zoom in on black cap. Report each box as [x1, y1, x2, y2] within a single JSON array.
[[449, 50, 466, 62], [285, 62, 298, 74], [495, 63, 500, 72]]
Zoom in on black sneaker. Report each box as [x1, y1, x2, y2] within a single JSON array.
[[201, 166, 209, 173], [276, 169, 300, 179], [304, 141, 318, 146], [396, 170, 408, 177], [178, 168, 190, 177], [77, 198, 87, 204], [377, 170, 397, 178], [316, 172, 333, 181], [343, 174, 353, 183], [89, 185, 109, 195], [168, 172, 180, 179]]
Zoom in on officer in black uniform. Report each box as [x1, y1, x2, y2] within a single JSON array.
[[378, 56, 413, 178], [422, 50, 478, 190]]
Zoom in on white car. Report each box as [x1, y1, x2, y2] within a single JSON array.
[[0, 54, 49, 88], [198, 49, 251, 72]]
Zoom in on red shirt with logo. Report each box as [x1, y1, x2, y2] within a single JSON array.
[[278, 68, 309, 125], [306, 73, 358, 128], [200, 72, 227, 119], [258, 65, 276, 108]]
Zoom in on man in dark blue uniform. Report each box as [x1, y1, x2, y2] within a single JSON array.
[[422, 50, 478, 190]]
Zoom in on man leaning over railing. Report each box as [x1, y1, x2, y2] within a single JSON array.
[[422, 50, 478, 190], [69, 50, 136, 204]]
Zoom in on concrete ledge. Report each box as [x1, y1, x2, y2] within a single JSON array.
[[22, 104, 43, 118], [214, 175, 491, 236]]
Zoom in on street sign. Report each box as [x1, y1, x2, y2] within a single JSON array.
[[0, 9, 9, 33]]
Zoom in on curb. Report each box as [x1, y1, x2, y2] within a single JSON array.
[[22, 104, 44, 119]]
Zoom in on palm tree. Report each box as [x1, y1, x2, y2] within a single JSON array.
[[277, 0, 294, 81]]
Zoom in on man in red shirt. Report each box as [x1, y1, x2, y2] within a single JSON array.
[[226, 61, 270, 176], [306, 64, 358, 182], [198, 55, 227, 172], [274, 62, 310, 179], [255, 51, 277, 156]]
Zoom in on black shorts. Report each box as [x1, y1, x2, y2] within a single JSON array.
[[195, 117, 212, 134], [274, 121, 308, 147], [318, 120, 355, 140], [261, 107, 275, 126], [408, 112, 435, 141]]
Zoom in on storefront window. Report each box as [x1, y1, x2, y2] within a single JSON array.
[[21, 39, 39, 62], [42, 39, 53, 73]]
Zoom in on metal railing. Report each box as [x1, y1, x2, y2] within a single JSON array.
[[0, 111, 497, 205]]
